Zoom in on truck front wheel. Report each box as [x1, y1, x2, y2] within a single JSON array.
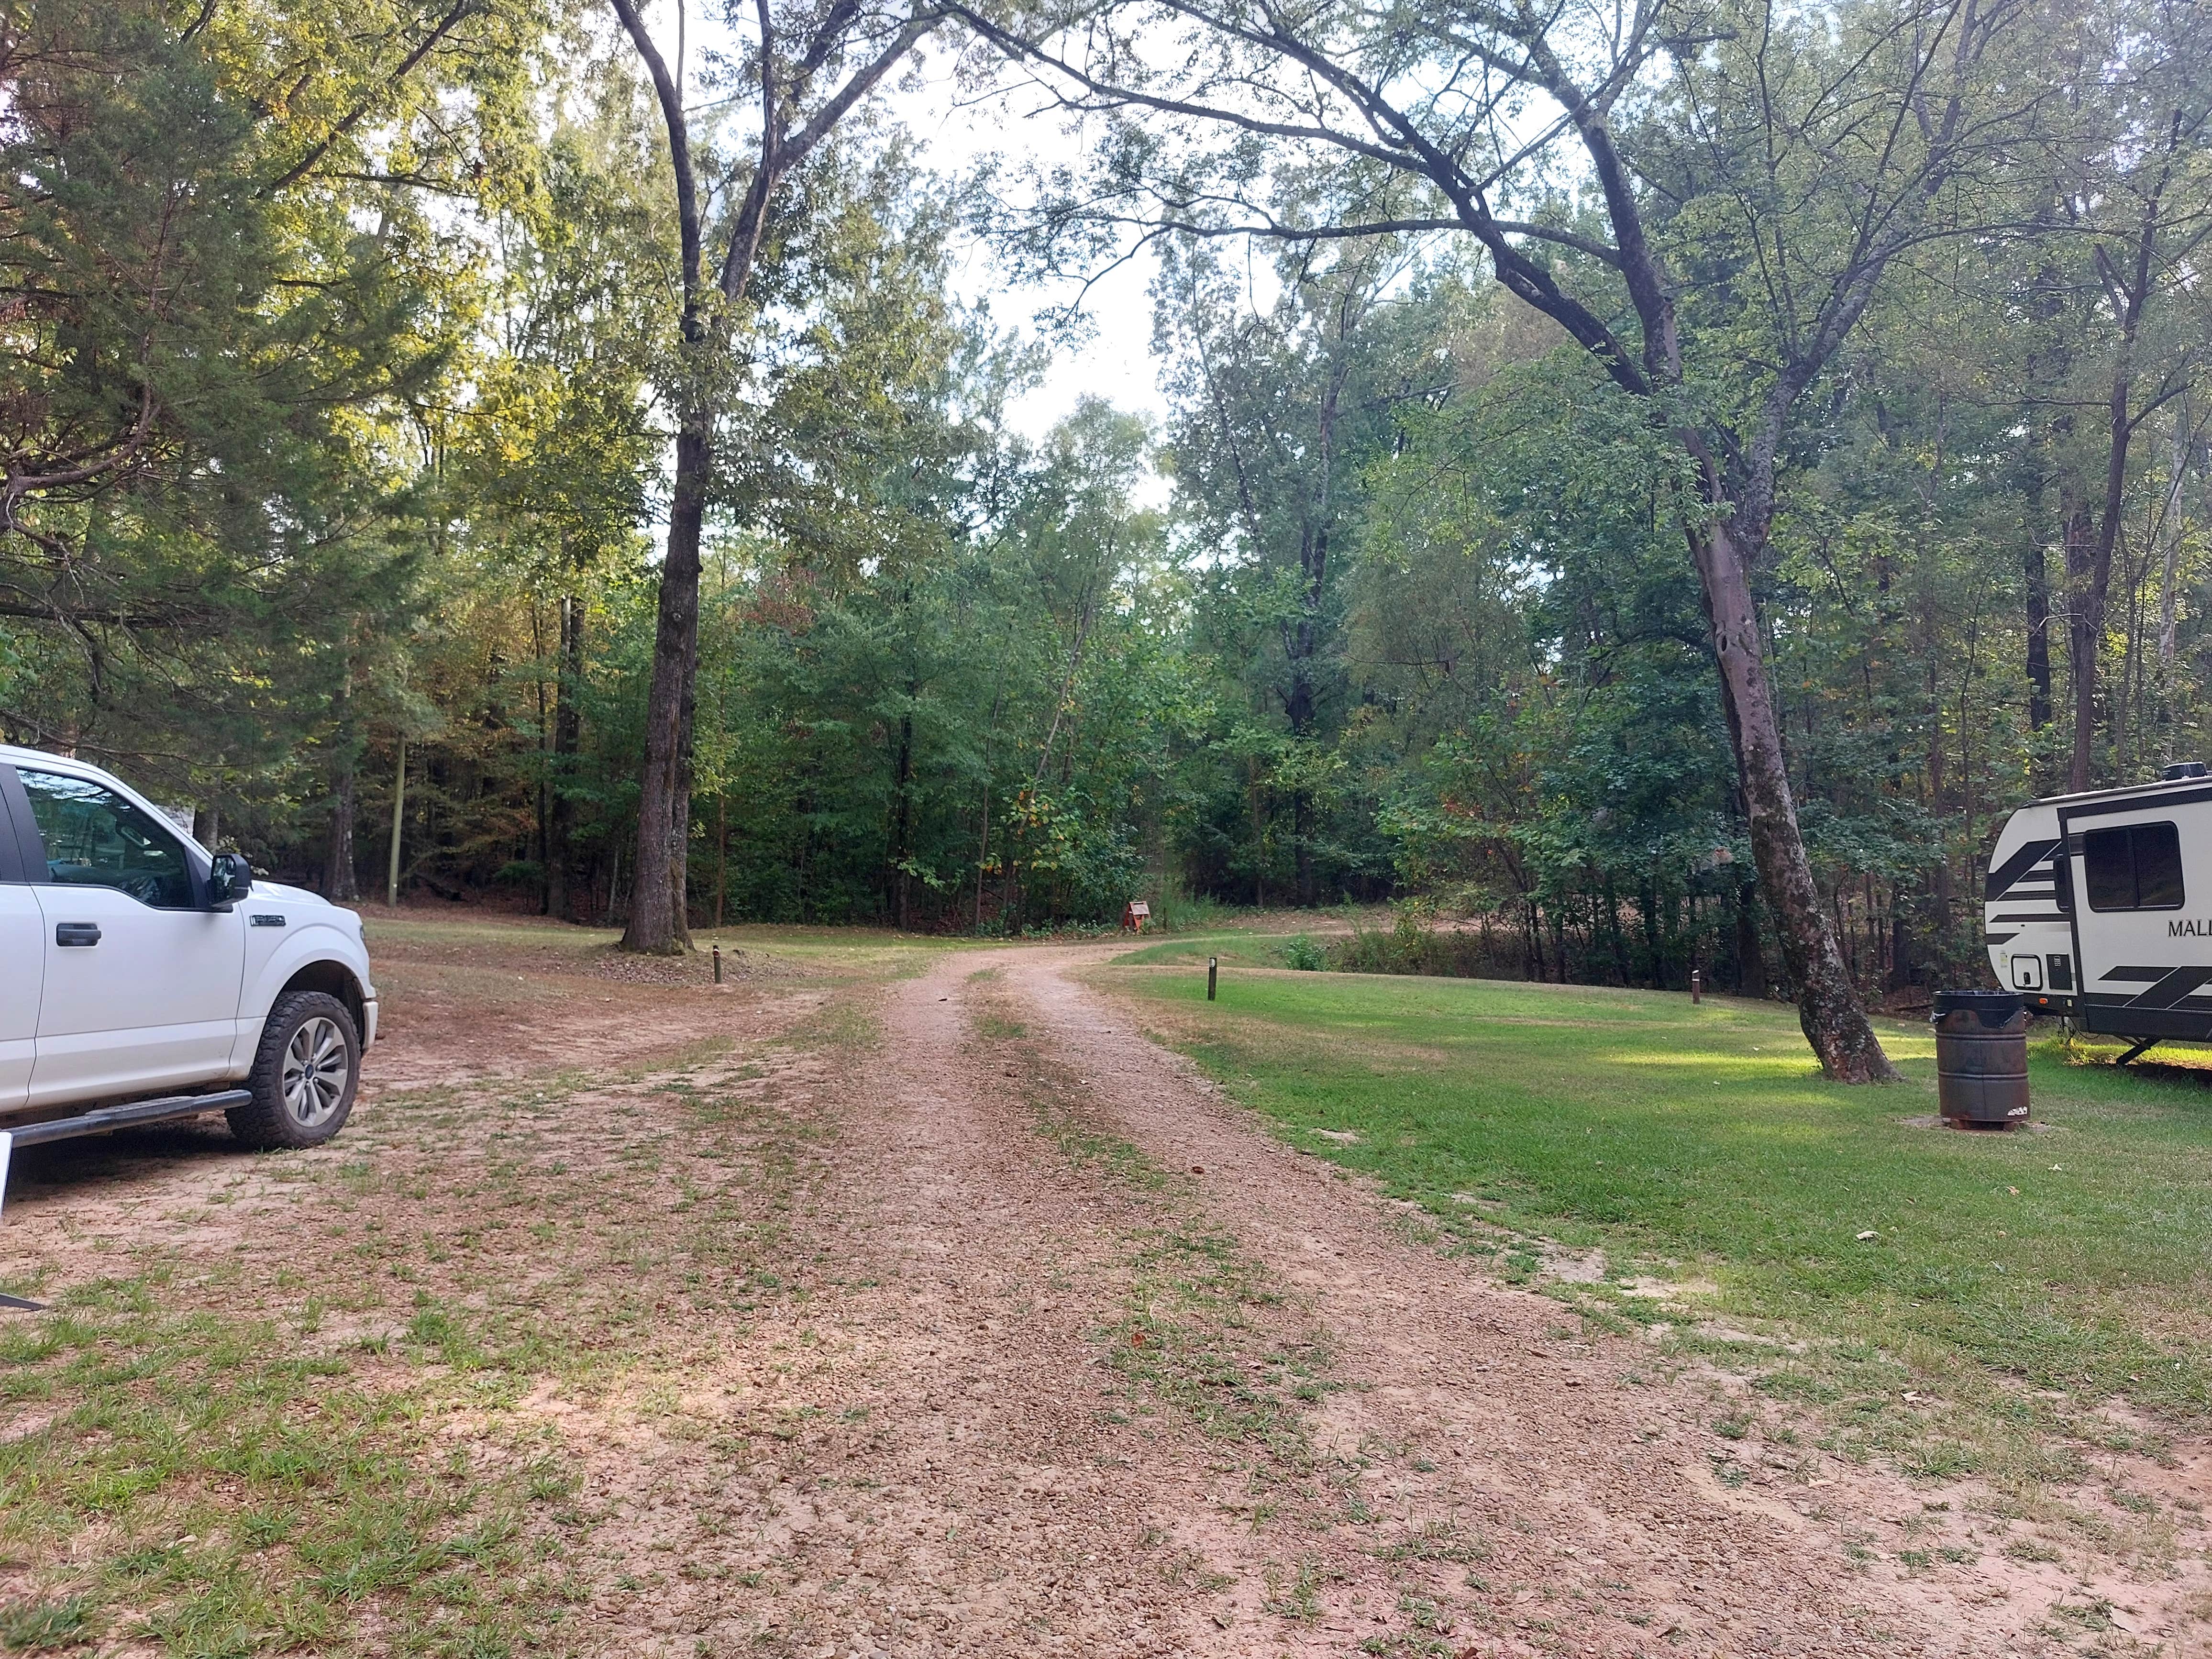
[[228, 991, 361, 1150]]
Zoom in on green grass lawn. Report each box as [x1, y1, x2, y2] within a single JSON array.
[[1107, 948, 2212, 1445]]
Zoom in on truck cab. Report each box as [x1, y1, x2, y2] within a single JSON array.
[[0, 744, 375, 1150]]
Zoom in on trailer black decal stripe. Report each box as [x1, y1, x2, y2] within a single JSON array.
[[1992, 912, 2068, 923], [2129, 967, 2212, 1009], [2100, 965, 2170, 982], [2077, 999, 2212, 1042], [1985, 839, 2062, 901], [1987, 931, 2018, 945]]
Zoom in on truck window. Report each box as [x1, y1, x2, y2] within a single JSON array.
[[2082, 821, 2184, 912], [16, 768, 197, 909]]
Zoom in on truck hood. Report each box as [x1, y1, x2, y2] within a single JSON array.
[[249, 879, 336, 909]]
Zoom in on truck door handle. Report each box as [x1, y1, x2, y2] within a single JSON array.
[[55, 922, 101, 947]]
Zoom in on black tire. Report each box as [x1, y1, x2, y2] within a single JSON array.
[[227, 991, 361, 1150]]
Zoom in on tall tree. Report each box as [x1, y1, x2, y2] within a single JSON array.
[[606, 0, 940, 953], [0, 0, 496, 798], [2041, 0, 2212, 790], [1159, 236, 1466, 903], [951, 0, 2058, 1077], [457, 78, 668, 916]]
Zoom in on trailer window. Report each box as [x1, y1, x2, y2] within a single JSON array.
[[2082, 821, 2184, 911]]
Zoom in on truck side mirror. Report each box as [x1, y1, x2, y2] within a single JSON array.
[[209, 851, 254, 910]]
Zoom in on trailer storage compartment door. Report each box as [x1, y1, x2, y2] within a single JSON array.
[[2066, 799, 2212, 1041]]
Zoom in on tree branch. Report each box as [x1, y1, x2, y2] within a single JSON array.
[[259, 0, 481, 196]]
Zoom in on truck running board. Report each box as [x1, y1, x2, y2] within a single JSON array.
[[7, 1089, 251, 1149], [0, 1089, 254, 1250]]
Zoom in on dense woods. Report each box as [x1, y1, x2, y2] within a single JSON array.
[[3, 0, 2208, 1057]]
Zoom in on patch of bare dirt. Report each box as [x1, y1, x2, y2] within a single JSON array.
[[0, 911, 809, 1294], [541, 970, 1293, 1654], [547, 946, 2156, 1655], [361, 932, 779, 1092]]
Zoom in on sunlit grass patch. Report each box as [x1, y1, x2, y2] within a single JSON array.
[[0, 1276, 566, 1658], [1105, 961, 2212, 1481]]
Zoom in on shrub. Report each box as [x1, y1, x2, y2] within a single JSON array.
[[1328, 902, 1524, 979], [1142, 883, 1228, 933]]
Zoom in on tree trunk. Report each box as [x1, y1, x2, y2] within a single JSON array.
[[608, 0, 929, 953], [1888, 885, 1912, 994], [621, 421, 707, 955], [386, 740, 405, 908], [1603, 873, 1633, 987], [325, 761, 358, 901], [2154, 405, 2189, 763], [533, 603, 551, 915], [1733, 873, 1767, 998], [2065, 498, 2101, 792], [2022, 255, 2066, 744], [889, 708, 915, 928], [547, 592, 583, 922], [974, 790, 991, 933], [2068, 195, 2162, 790], [2024, 531, 2053, 734], [1691, 514, 1898, 1080], [714, 793, 728, 930], [1292, 785, 1315, 907]]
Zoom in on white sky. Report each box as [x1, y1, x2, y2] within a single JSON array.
[[932, 160, 1170, 439], [893, 54, 1172, 439]]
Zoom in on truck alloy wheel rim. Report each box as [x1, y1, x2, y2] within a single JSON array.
[[282, 1017, 349, 1126]]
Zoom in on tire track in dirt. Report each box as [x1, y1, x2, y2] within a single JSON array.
[[978, 943, 2124, 1658], [643, 959, 1337, 1655]]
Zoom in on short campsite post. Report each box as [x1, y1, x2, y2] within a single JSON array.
[[1208, 957, 1217, 1001]]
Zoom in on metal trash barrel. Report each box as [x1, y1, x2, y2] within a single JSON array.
[[1930, 990, 2030, 1129]]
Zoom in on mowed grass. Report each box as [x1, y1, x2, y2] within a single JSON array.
[[1108, 949, 2212, 1428]]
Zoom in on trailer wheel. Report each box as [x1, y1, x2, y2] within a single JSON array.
[[227, 991, 361, 1150]]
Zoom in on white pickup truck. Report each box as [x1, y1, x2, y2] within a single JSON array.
[[0, 743, 376, 1161]]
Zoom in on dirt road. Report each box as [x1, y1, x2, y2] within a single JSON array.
[[566, 943, 2152, 1657], [3, 928, 2194, 1655]]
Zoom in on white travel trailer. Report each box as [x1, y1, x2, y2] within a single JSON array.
[[1985, 762, 2212, 1057]]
